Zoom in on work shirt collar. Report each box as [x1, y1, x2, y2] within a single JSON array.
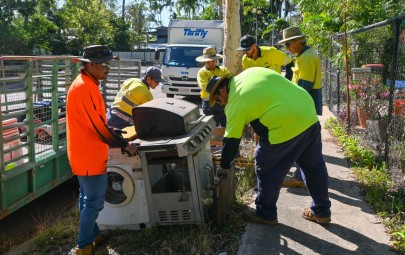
[[204, 65, 220, 71], [81, 68, 100, 85], [141, 77, 150, 90], [297, 46, 311, 57], [257, 46, 262, 58]]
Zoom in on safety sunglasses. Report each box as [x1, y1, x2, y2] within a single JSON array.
[[100, 63, 111, 69]]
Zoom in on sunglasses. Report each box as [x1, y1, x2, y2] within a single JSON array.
[[285, 41, 293, 47], [100, 63, 111, 69], [243, 47, 251, 52]]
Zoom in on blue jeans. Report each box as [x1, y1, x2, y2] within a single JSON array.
[[77, 174, 107, 248], [254, 122, 331, 220]]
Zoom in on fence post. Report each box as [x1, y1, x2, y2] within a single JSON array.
[[51, 59, 60, 152], [336, 69, 341, 116], [384, 18, 401, 164], [327, 59, 332, 109]]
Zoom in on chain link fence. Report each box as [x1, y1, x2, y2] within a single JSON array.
[[323, 14, 405, 188]]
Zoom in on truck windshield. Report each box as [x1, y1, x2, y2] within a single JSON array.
[[163, 46, 205, 67]]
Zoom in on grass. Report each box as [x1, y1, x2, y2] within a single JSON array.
[[325, 117, 405, 254]]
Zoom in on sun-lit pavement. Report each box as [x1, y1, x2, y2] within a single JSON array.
[[237, 106, 396, 255]]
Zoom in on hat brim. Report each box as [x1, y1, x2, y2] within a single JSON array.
[[78, 56, 119, 64], [278, 35, 306, 44], [236, 46, 249, 51], [208, 75, 230, 107], [154, 78, 166, 83], [195, 55, 223, 62]]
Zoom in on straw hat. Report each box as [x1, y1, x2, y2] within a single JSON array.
[[195, 47, 223, 62], [278, 27, 306, 44], [206, 74, 232, 107]]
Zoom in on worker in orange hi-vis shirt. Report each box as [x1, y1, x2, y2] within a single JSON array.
[[66, 45, 138, 255]]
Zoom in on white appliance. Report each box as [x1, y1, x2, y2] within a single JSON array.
[[97, 148, 151, 230], [137, 115, 217, 225]]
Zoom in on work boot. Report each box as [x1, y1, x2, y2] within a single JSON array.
[[282, 177, 306, 188], [75, 243, 94, 255], [243, 210, 278, 226], [93, 230, 111, 247], [301, 208, 331, 224]]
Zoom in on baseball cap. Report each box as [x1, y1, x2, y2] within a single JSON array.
[[145, 66, 165, 83], [237, 35, 256, 51], [78, 45, 119, 64]]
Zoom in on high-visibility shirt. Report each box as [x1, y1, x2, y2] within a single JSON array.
[[242, 46, 292, 73], [197, 66, 231, 99], [292, 47, 322, 89], [111, 78, 153, 117], [292, 46, 323, 115], [67, 69, 128, 176], [224, 67, 318, 144]]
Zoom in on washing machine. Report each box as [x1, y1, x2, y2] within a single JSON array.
[[97, 148, 151, 230]]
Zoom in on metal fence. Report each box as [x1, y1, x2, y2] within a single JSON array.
[[0, 56, 78, 219], [323, 14, 405, 187], [0, 56, 142, 219]]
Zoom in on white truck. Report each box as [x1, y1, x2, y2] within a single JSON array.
[[160, 19, 224, 98]]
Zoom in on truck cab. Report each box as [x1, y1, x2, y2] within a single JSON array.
[[159, 20, 224, 98], [160, 44, 206, 97]]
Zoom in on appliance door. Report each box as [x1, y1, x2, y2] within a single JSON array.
[[105, 166, 135, 207], [97, 166, 150, 230]]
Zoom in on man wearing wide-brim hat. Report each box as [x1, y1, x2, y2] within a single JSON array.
[[205, 67, 331, 226], [278, 27, 323, 189], [67, 45, 138, 255], [196, 46, 231, 127]]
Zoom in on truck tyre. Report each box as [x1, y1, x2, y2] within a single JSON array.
[[166, 93, 174, 98]]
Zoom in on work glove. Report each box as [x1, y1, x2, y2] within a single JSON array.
[[122, 142, 139, 157], [216, 166, 229, 178], [113, 129, 127, 137]]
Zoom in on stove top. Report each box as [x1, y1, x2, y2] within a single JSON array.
[[134, 115, 215, 157]]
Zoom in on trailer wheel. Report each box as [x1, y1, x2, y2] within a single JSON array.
[[166, 93, 174, 98]]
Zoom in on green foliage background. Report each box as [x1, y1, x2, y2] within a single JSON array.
[[0, 0, 403, 55]]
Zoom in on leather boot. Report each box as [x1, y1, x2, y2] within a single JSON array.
[[75, 243, 94, 255]]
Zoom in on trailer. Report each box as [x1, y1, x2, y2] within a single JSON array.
[[0, 56, 142, 219]]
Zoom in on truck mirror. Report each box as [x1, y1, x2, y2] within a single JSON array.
[[155, 48, 165, 64]]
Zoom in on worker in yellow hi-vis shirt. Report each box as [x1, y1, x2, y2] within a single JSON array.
[[237, 35, 294, 80], [196, 46, 231, 127]]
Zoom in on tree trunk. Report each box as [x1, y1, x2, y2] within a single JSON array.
[[222, 0, 243, 74]]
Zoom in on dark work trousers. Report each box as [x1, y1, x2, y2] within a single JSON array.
[[202, 100, 226, 127], [254, 122, 331, 220]]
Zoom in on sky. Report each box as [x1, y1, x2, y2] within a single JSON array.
[[160, 8, 170, 26]]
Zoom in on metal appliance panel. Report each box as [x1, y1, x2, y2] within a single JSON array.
[[135, 115, 215, 157], [132, 98, 201, 139], [137, 116, 216, 226], [97, 149, 150, 230]]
